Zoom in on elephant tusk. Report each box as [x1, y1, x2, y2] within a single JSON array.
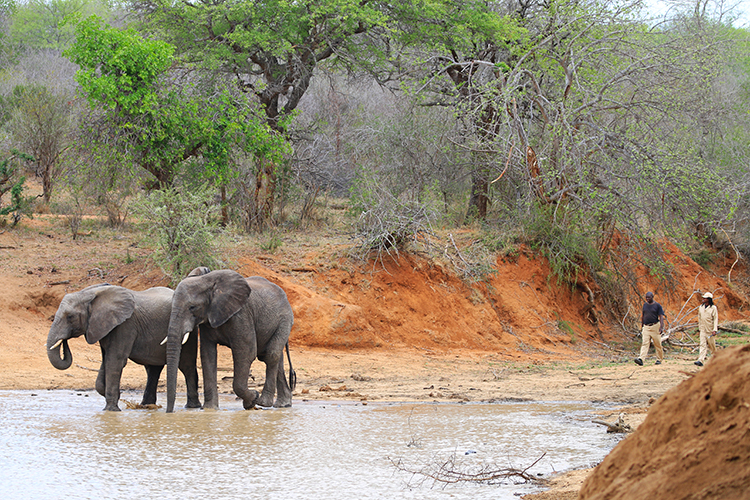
[[160, 333, 190, 345], [49, 339, 63, 350]]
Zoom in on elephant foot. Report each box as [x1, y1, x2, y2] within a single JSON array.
[[103, 404, 122, 412], [256, 394, 274, 408], [242, 390, 260, 410], [185, 399, 203, 409], [274, 400, 292, 408]]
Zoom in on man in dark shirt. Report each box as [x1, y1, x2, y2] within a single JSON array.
[[635, 291, 665, 366]]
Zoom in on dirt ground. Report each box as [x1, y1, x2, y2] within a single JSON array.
[[1, 214, 748, 499]]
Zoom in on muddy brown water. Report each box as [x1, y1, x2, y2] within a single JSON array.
[[0, 391, 621, 499]]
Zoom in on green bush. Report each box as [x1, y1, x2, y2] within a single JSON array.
[[0, 150, 35, 227], [350, 180, 436, 263], [524, 202, 600, 285], [132, 184, 221, 284]]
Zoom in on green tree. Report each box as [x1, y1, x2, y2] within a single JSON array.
[[67, 17, 286, 190], [130, 0, 524, 227], [7, 0, 110, 53], [0, 149, 34, 227], [131, 184, 220, 284], [7, 84, 76, 202]]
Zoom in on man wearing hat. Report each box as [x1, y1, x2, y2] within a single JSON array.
[[635, 291, 665, 366], [695, 292, 719, 367]]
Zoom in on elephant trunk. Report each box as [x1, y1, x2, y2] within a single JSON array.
[[165, 309, 187, 413], [166, 334, 181, 413], [47, 338, 72, 370]]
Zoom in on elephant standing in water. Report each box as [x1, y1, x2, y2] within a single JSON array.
[[164, 269, 296, 413], [47, 284, 201, 411]]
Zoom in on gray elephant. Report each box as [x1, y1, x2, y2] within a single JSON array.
[[47, 283, 201, 411], [164, 269, 296, 413]]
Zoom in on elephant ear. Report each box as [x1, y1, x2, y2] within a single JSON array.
[[207, 271, 251, 328], [85, 286, 136, 344], [187, 266, 211, 277]]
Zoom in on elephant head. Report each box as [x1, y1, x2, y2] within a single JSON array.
[[47, 284, 136, 370], [165, 270, 250, 412]]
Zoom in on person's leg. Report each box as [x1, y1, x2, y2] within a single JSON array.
[[639, 326, 651, 360], [652, 329, 664, 362], [706, 335, 717, 361], [697, 330, 709, 364]]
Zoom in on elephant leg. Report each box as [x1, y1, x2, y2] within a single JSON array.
[[180, 330, 202, 409], [180, 366, 202, 408], [232, 343, 259, 410], [102, 358, 127, 411], [257, 330, 290, 408], [95, 351, 106, 397], [274, 354, 293, 408], [201, 341, 220, 410], [257, 352, 281, 408], [141, 365, 163, 406]]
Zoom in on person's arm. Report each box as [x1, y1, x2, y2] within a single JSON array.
[[659, 309, 665, 333], [712, 306, 718, 336]]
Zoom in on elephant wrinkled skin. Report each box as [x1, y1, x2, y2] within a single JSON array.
[[47, 284, 201, 411], [165, 270, 296, 412]]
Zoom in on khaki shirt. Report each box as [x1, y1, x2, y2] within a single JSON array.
[[698, 304, 718, 334]]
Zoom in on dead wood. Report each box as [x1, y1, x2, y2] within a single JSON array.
[[389, 451, 548, 487], [592, 413, 632, 433], [571, 370, 636, 382]]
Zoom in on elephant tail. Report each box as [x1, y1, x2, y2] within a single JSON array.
[[285, 342, 297, 391]]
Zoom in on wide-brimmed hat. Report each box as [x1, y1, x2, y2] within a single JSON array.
[[702, 292, 713, 299]]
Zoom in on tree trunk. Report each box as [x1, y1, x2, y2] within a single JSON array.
[[466, 171, 489, 221], [220, 186, 228, 227], [252, 156, 277, 230], [41, 161, 53, 204]]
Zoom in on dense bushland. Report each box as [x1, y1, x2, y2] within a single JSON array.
[[0, 0, 748, 314]]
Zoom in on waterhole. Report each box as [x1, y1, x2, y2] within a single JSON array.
[[0, 391, 621, 499]]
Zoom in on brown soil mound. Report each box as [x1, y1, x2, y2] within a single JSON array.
[[579, 344, 750, 500]]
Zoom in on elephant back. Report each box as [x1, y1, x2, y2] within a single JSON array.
[[245, 276, 294, 323], [131, 286, 174, 333]]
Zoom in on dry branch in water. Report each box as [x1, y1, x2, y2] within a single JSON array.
[[388, 452, 547, 488], [122, 400, 161, 410], [592, 413, 632, 433]]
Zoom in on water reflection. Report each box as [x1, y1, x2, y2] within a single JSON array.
[[0, 391, 620, 500]]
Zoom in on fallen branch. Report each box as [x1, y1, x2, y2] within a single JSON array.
[[571, 370, 636, 382], [122, 400, 161, 410], [666, 338, 698, 349], [718, 325, 749, 335], [720, 227, 740, 284], [389, 452, 547, 488], [592, 340, 629, 354], [592, 413, 632, 433]]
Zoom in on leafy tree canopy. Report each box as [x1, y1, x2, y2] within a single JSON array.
[[67, 15, 173, 114], [132, 0, 525, 127], [67, 16, 287, 187], [7, 0, 111, 52]]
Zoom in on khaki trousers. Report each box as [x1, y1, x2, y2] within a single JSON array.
[[640, 323, 664, 361], [698, 330, 716, 363]]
